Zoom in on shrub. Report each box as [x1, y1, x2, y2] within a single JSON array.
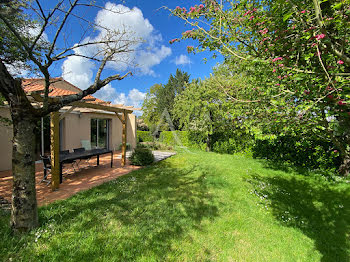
[[159, 131, 202, 148], [137, 131, 154, 142], [138, 142, 174, 151], [129, 147, 154, 166], [252, 135, 341, 172]]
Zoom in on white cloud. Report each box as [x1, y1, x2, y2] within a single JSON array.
[[61, 3, 171, 88], [93, 84, 114, 101], [95, 86, 145, 109], [137, 45, 172, 75], [62, 55, 94, 89], [174, 55, 192, 66]]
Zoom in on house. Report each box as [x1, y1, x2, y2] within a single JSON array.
[[0, 78, 138, 172]]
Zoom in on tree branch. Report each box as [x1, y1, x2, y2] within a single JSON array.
[[45, 71, 132, 115]]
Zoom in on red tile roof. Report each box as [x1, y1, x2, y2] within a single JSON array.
[[23, 78, 108, 104]]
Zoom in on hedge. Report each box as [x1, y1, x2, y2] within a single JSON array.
[[137, 131, 154, 142]]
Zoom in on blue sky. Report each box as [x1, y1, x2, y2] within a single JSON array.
[[22, 1, 223, 113]]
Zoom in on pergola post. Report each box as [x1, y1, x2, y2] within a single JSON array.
[[121, 110, 128, 167], [50, 111, 60, 190]]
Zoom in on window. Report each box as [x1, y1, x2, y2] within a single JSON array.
[[91, 118, 110, 149]]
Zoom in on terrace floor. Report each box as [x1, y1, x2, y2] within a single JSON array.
[[0, 151, 141, 207]]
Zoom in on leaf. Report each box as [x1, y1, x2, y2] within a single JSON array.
[[283, 12, 293, 22], [332, 2, 342, 9]]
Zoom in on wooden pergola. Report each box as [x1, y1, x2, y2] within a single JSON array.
[[29, 93, 134, 191]]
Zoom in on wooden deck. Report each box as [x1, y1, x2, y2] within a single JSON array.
[[0, 152, 140, 207]]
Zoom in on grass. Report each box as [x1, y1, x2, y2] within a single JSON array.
[[0, 149, 349, 261]]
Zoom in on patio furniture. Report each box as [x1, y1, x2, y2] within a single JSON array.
[[40, 155, 51, 185], [60, 150, 78, 173], [73, 147, 86, 169], [59, 148, 113, 183], [80, 141, 93, 167], [81, 140, 92, 150]]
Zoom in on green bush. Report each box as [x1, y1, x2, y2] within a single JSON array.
[[159, 131, 201, 148], [252, 135, 341, 172], [138, 142, 174, 151], [129, 147, 154, 166], [137, 131, 154, 142], [211, 129, 254, 155]]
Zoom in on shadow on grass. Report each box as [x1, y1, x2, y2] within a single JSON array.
[[247, 172, 350, 262], [31, 160, 220, 261]]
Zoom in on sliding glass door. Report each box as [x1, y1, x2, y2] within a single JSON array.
[[91, 118, 110, 149]]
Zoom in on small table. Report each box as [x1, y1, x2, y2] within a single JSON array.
[[59, 149, 113, 183]]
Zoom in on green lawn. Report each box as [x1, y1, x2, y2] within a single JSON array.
[[1, 150, 349, 261]]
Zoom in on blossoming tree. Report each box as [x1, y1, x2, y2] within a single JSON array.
[[171, 0, 350, 174]]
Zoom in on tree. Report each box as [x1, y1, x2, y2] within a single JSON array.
[[173, 77, 232, 151], [142, 83, 163, 132], [142, 69, 190, 131], [171, 0, 350, 174], [0, 0, 138, 233]]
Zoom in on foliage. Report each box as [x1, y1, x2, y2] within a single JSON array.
[[137, 131, 154, 143], [211, 128, 254, 155], [173, 77, 234, 150], [129, 146, 154, 166], [136, 118, 149, 131], [142, 83, 163, 132], [142, 69, 190, 131], [171, 0, 350, 174], [1, 151, 349, 261], [138, 142, 174, 151], [252, 134, 342, 172], [159, 131, 191, 147]]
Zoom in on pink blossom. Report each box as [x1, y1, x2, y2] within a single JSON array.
[[315, 34, 325, 40], [301, 10, 306, 14], [169, 38, 179, 44], [338, 101, 346, 106], [276, 83, 280, 86], [183, 30, 193, 36], [278, 64, 284, 67], [311, 43, 317, 48], [249, 15, 255, 20], [272, 57, 283, 62], [334, 150, 338, 153], [259, 28, 268, 35], [337, 60, 344, 65], [188, 7, 196, 14], [187, 46, 194, 52], [243, 10, 252, 16], [273, 68, 276, 73]]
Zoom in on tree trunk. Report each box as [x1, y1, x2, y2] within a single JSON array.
[[206, 133, 211, 152], [10, 114, 39, 233], [339, 153, 350, 176]]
